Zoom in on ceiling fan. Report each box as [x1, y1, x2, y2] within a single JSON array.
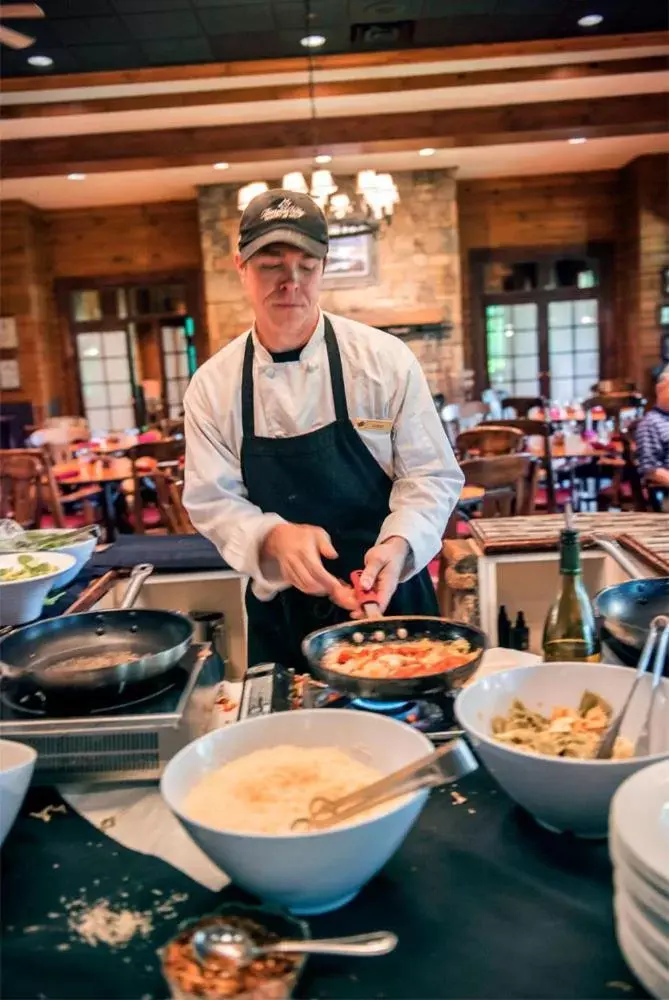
[[0, 3, 44, 50]]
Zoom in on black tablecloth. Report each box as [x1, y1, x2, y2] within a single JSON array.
[[0, 772, 646, 1000], [90, 534, 230, 574]]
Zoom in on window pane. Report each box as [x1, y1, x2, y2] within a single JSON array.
[[177, 353, 189, 377], [82, 383, 108, 406], [575, 378, 594, 400], [510, 304, 537, 331], [551, 378, 574, 401], [165, 354, 177, 378], [514, 355, 540, 381], [108, 382, 133, 407], [552, 354, 575, 378], [72, 290, 102, 322], [515, 379, 540, 395], [104, 331, 128, 357], [86, 409, 111, 434], [575, 299, 598, 325], [79, 358, 104, 383], [106, 356, 130, 382], [110, 407, 134, 430], [578, 352, 599, 378], [575, 326, 598, 352], [167, 381, 180, 404], [512, 329, 539, 356], [548, 301, 572, 327], [549, 326, 574, 353], [77, 332, 102, 359]]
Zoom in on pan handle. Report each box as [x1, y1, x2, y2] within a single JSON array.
[[120, 563, 154, 610], [591, 534, 645, 580]]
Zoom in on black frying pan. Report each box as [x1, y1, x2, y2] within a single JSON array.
[[302, 615, 487, 701], [0, 564, 194, 694], [593, 535, 669, 667]]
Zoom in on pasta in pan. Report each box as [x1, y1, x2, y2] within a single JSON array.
[[322, 637, 477, 680], [491, 691, 634, 760]]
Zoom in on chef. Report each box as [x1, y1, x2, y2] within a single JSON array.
[[183, 189, 464, 671]]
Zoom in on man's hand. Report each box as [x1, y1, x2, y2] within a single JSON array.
[[261, 523, 357, 610], [355, 536, 410, 616]]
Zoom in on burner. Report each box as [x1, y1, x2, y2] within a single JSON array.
[[0, 668, 184, 719], [314, 688, 446, 732]]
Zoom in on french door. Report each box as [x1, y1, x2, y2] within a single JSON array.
[[471, 246, 613, 402]]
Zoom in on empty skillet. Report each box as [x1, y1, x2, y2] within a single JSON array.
[[301, 571, 487, 701], [0, 564, 194, 694]]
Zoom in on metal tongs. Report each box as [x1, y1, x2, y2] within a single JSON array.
[[595, 614, 669, 759], [291, 738, 478, 832]]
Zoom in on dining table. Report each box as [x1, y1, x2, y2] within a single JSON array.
[[53, 457, 156, 542]]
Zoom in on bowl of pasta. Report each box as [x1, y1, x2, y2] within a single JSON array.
[[455, 662, 669, 838]]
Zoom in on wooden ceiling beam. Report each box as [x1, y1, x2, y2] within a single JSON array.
[[2, 56, 666, 120], [1, 30, 667, 93], [2, 92, 667, 179]]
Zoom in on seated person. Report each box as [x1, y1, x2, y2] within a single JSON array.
[[635, 366, 669, 509]]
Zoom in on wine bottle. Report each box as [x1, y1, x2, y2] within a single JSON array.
[[542, 517, 601, 663]]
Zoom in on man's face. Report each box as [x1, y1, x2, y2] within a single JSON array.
[[657, 373, 669, 410], [236, 244, 324, 333]]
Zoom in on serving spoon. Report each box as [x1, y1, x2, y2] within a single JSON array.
[[192, 924, 398, 967]]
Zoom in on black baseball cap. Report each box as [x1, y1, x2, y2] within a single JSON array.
[[238, 188, 329, 263]]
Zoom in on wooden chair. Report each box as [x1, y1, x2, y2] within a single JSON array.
[[126, 438, 185, 533], [501, 396, 546, 419], [460, 454, 538, 518], [583, 394, 646, 432], [483, 419, 559, 513], [590, 379, 637, 394], [0, 453, 48, 528], [437, 454, 538, 612], [0, 448, 99, 528], [456, 425, 524, 459]]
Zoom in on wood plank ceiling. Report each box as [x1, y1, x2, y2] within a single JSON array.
[[0, 3, 667, 208]]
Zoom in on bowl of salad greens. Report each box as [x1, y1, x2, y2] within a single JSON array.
[[0, 527, 97, 589], [0, 552, 77, 626]]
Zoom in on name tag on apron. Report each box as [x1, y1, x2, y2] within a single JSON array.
[[352, 418, 393, 433]]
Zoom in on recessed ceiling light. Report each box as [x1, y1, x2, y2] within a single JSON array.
[[419, 147, 436, 157], [213, 161, 230, 170], [300, 34, 326, 48], [314, 154, 332, 164], [578, 13, 603, 27], [67, 173, 86, 181], [27, 54, 53, 68], [568, 137, 587, 144]]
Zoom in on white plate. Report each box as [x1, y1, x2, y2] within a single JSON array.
[[613, 851, 669, 926], [610, 760, 669, 892], [616, 887, 669, 968], [616, 913, 669, 999], [611, 827, 669, 903]]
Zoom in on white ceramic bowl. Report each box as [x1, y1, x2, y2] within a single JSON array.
[[455, 662, 669, 838], [0, 551, 77, 626], [18, 530, 97, 588], [161, 709, 432, 915], [0, 739, 37, 846]]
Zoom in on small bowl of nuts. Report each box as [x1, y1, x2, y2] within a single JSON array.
[[160, 903, 310, 1000]]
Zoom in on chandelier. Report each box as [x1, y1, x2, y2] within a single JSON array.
[[236, 1, 399, 238]]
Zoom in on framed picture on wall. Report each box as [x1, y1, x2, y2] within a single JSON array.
[[0, 316, 17, 349], [0, 359, 20, 389], [322, 227, 378, 289]]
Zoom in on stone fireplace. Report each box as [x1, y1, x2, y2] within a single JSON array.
[[196, 169, 463, 398]]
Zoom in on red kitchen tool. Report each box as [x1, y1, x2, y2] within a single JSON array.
[[350, 570, 382, 619]]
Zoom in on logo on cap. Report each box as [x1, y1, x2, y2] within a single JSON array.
[[260, 198, 307, 223]]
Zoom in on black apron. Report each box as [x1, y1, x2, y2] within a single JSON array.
[[241, 316, 438, 672]]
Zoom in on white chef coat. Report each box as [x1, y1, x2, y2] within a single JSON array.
[[183, 310, 464, 601]]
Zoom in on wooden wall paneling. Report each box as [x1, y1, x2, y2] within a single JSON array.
[[458, 171, 621, 374]]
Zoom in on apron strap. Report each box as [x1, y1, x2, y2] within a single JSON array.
[[241, 332, 255, 438], [324, 316, 349, 422]]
